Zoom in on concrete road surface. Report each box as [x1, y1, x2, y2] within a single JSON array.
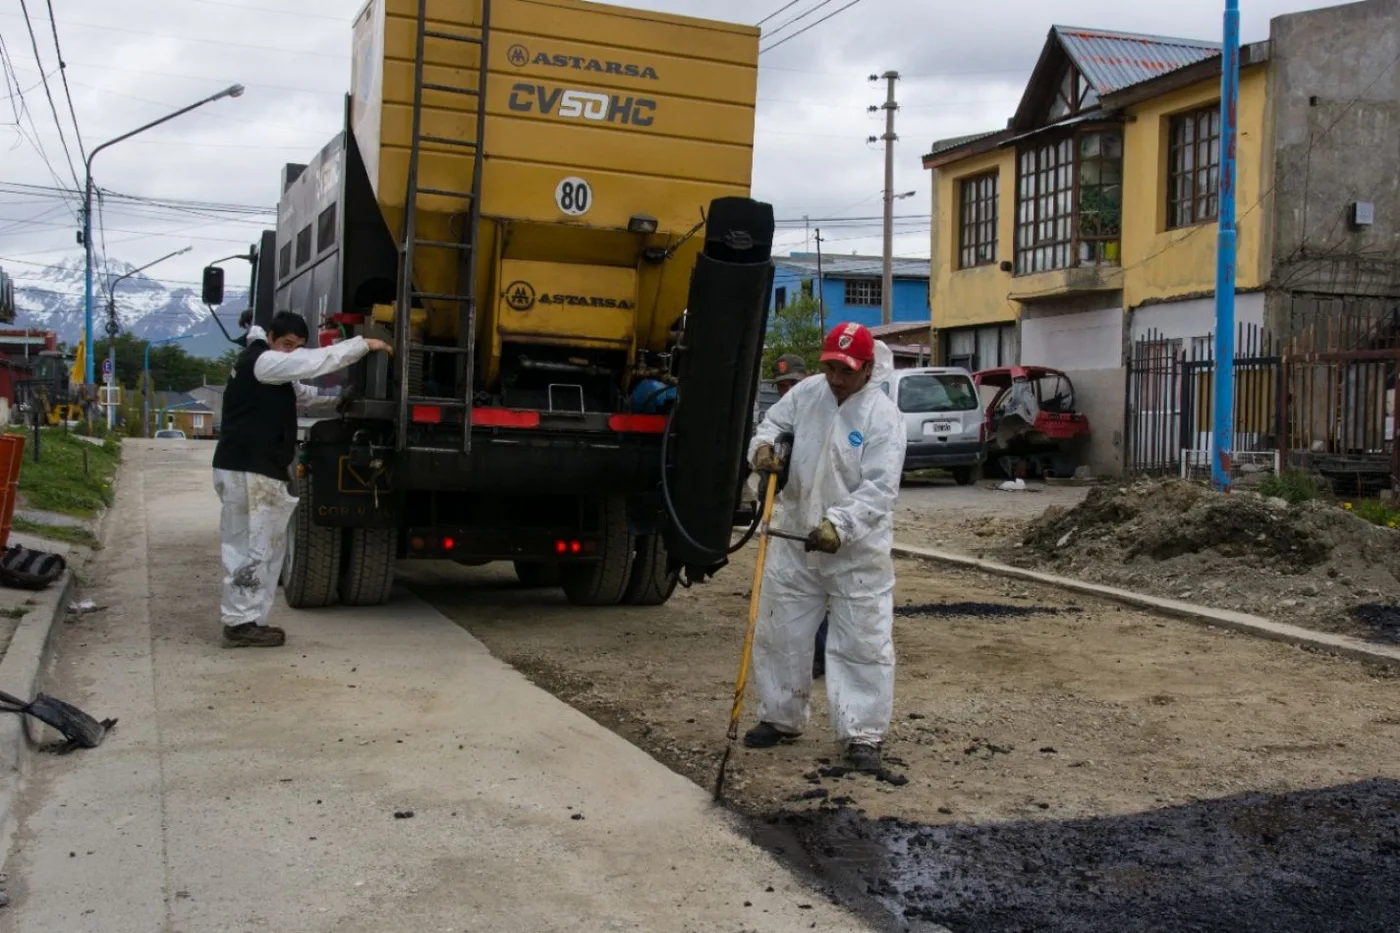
[[1, 441, 867, 933]]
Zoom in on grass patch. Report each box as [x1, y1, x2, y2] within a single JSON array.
[[10, 516, 100, 549], [1257, 469, 1331, 505], [1345, 499, 1400, 529], [8, 429, 121, 518]]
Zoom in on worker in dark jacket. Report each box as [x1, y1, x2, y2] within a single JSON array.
[[213, 311, 391, 648]]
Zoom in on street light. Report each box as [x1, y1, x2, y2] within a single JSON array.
[[104, 246, 193, 429], [83, 83, 245, 388], [144, 335, 192, 439]]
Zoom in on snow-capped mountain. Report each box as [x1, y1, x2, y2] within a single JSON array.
[[7, 256, 249, 359]]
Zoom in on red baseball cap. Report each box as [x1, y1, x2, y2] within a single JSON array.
[[820, 322, 875, 371]]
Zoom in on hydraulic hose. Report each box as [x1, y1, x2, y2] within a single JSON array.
[[659, 398, 761, 563]]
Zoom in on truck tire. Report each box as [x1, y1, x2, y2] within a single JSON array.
[[561, 494, 634, 607], [514, 561, 560, 588], [621, 534, 679, 606], [339, 527, 396, 607], [282, 475, 341, 609]]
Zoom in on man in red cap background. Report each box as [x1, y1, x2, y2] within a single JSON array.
[[747, 322, 906, 773]]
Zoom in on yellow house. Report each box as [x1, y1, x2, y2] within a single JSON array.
[[923, 24, 1274, 473]]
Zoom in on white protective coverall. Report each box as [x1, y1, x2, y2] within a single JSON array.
[[747, 341, 906, 744], [215, 326, 367, 628]]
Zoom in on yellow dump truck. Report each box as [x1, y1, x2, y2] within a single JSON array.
[[203, 0, 775, 608]]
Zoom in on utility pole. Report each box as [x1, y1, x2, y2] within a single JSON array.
[[1212, 0, 1240, 493], [874, 70, 900, 327], [815, 228, 827, 334]]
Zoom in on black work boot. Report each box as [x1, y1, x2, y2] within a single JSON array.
[[743, 722, 801, 749], [223, 623, 286, 648], [845, 741, 882, 773]]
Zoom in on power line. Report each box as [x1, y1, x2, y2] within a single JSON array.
[[0, 213, 261, 245], [43, 0, 86, 165], [16, 0, 82, 190], [0, 34, 79, 216], [757, 0, 805, 26], [760, 0, 870, 55], [763, 0, 841, 42]]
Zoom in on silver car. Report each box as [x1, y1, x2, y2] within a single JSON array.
[[881, 367, 987, 485]]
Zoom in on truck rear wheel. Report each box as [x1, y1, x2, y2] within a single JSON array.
[[514, 561, 560, 588], [339, 527, 397, 607], [282, 474, 342, 609], [621, 534, 679, 606], [561, 494, 634, 607]]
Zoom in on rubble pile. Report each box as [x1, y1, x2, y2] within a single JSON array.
[[1010, 479, 1400, 640]]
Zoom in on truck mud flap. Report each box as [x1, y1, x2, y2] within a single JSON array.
[[663, 197, 774, 576], [306, 422, 397, 529]]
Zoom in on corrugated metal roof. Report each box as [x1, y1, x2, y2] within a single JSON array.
[[1055, 26, 1220, 95], [927, 129, 1002, 157], [777, 254, 929, 280]]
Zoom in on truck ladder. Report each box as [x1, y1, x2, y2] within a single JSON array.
[[394, 0, 492, 454]]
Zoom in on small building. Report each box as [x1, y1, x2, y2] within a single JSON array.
[[187, 385, 226, 432], [869, 321, 934, 369], [923, 3, 1400, 475], [151, 392, 217, 438], [770, 253, 930, 329]]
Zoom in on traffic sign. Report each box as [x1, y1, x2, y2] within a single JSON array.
[[102, 358, 113, 376]]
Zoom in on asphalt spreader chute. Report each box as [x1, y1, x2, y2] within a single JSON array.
[[661, 197, 776, 583]]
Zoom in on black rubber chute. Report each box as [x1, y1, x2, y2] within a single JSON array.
[[664, 198, 775, 574]]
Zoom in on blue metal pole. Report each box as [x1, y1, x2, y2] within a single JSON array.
[[82, 172, 94, 387], [1212, 0, 1241, 492]]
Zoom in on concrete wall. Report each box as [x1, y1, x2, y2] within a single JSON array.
[[1130, 292, 1266, 345], [1266, 0, 1400, 337], [1018, 295, 1126, 475], [1021, 303, 1124, 370]]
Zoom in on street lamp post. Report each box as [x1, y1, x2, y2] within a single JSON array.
[[1212, 0, 1241, 492], [104, 246, 193, 429], [144, 335, 192, 438], [83, 84, 245, 390]]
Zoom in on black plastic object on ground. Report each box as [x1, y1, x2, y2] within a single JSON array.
[[0, 546, 66, 591], [663, 198, 775, 578], [0, 689, 114, 749]]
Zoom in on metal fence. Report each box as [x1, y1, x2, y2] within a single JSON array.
[[1126, 321, 1400, 490]]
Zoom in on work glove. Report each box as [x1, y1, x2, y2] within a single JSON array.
[[804, 519, 841, 554], [753, 443, 785, 475]]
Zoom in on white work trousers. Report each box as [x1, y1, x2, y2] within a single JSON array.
[[752, 541, 895, 744], [214, 469, 300, 628]]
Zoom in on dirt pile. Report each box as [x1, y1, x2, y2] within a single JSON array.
[[1007, 479, 1400, 640]]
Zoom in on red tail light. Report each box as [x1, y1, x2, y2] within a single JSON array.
[[569, 540, 582, 554], [412, 406, 442, 424], [555, 540, 567, 555], [607, 414, 667, 434], [441, 536, 456, 551], [472, 408, 541, 429]]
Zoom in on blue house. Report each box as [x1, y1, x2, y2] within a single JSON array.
[[770, 253, 930, 329]]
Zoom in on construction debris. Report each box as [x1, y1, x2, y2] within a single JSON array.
[[1009, 479, 1400, 642]]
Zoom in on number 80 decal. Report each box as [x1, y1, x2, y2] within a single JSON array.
[[555, 176, 593, 217]]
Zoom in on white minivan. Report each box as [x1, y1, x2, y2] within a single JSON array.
[[881, 367, 987, 485]]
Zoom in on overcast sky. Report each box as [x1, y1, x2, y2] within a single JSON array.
[[0, 0, 1335, 287]]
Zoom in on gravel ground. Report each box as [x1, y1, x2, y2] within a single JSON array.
[[405, 540, 1400, 932]]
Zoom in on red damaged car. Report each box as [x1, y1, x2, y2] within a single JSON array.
[[972, 366, 1091, 478]]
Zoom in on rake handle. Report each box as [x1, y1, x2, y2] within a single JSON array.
[[726, 472, 780, 741]]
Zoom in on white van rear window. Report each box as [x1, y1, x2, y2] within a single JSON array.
[[898, 374, 979, 413]]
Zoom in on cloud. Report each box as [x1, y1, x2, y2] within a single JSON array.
[[0, 0, 1337, 281]]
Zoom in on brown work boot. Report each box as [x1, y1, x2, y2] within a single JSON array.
[[845, 741, 882, 773], [222, 623, 286, 648]]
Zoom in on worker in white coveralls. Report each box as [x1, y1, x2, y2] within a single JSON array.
[[745, 322, 905, 773], [213, 311, 391, 648]]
